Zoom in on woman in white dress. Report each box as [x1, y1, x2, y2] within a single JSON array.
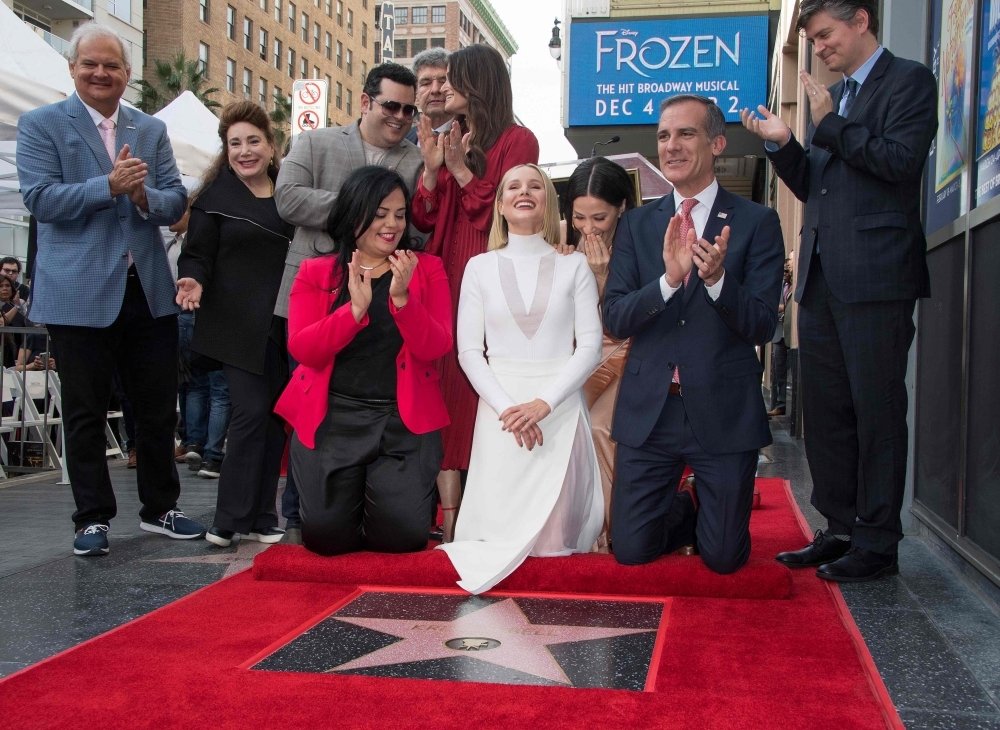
[[437, 164, 604, 594]]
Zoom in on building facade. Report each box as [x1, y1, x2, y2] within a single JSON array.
[[144, 0, 373, 126], [5, 0, 145, 103], [386, 0, 516, 66]]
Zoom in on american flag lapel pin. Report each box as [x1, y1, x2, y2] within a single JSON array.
[[717, 212, 728, 219]]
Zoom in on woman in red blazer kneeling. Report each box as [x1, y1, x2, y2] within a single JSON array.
[[274, 166, 453, 556]]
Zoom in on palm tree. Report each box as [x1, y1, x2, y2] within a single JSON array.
[[132, 52, 222, 114], [270, 96, 293, 156]]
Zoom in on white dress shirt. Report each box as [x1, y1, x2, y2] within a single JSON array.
[[659, 178, 726, 301], [80, 97, 121, 130], [839, 46, 884, 115]]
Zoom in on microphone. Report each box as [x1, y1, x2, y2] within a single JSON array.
[[591, 135, 621, 157]]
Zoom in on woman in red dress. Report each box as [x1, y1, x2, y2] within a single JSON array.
[[412, 44, 539, 543]]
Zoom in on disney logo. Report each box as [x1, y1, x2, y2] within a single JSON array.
[[620, 29, 638, 37]]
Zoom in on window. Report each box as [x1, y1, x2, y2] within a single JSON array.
[[288, 2, 295, 32], [325, 0, 331, 16], [361, 61, 367, 81], [394, 7, 406, 24], [198, 42, 210, 76], [301, 12, 309, 42], [226, 58, 235, 92], [411, 6, 427, 23], [325, 73, 332, 94], [336, 0, 343, 26], [335, 81, 342, 109], [243, 68, 252, 98], [431, 5, 445, 24], [313, 65, 320, 79], [258, 76, 267, 104], [300, 56, 308, 78], [394, 39, 407, 58], [430, 37, 445, 48], [347, 9, 353, 34], [199, 0, 209, 22], [244, 18, 252, 50], [287, 48, 295, 77], [361, 22, 367, 48], [274, 0, 281, 22], [107, 0, 130, 23], [226, 6, 235, 39], [313, 22, 320, 50], [260, 0, 266, 10], [336, 40, 342, 68], [410, 38, 427, 55], [363, 0, 367, 8], [325, 32, 332, 59], [346, 49, 352, 76], [274, 86, 282, 110], [259, 28, 268, 60], [346, 88, 352, 115], [274, 38, 282, 69]]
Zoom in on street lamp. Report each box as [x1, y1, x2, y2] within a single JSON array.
[[548, 19, 562, 62]]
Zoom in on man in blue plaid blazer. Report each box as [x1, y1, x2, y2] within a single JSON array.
[[17, 23, 205, 556]]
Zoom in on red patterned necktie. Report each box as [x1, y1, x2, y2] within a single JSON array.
[[673, 198, 698, 384]]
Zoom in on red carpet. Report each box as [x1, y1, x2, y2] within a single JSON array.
[[0, 478, 903, 729]]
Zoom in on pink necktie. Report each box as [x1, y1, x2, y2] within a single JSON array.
[[98, 118, 116, 162], [673, 198, 699, 385]]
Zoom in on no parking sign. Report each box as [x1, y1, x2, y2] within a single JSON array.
[[291, 79, 328, 139]]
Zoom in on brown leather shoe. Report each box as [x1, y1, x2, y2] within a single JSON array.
[[127, 448, 137, 469], [767, 407, 786, 417], [174, 445, 187, 463]]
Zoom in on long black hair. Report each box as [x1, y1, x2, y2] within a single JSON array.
[[323, 165, 413, 309], [561, 157, 637, 247]]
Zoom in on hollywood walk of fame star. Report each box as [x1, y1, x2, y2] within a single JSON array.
[[146, 539, 272, 578], [328, 598, 656, 685]]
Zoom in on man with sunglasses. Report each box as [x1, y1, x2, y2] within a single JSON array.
[[273, 62, 424, 544]]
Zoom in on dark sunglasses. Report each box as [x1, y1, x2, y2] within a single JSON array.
[[370, 96, 418, 119]]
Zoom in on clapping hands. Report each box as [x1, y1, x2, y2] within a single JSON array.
[[108, 145, 149, 209]]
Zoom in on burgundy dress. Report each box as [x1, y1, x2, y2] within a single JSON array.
[[411, 124, 540, 471]]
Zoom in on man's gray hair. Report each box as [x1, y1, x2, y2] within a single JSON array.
[[67, 22, 131, 70], [659, 95, 726, 139], [412, 47, 450, 75]]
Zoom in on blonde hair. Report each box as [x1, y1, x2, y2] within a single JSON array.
[[488, 164, 561, 251]]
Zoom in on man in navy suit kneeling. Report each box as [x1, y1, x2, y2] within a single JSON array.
[[604, 95, 784, 573]]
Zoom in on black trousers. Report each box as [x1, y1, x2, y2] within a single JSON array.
[[280, 342, 301, 527], [214, 336, 288, 533], [771, 338, 788, 409], [798, 254, 915, 555], [612, 392, 757, 574], [291, 394, 441, 557], [48, 269, 179, 531]]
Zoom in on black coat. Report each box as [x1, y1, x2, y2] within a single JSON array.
[[766, 50, 938, 304], [179, 166, 293, 375]]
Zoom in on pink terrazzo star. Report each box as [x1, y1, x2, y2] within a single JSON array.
[[329, 598, 657, 685]]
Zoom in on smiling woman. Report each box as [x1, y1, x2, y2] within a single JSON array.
[[177, 101, 294, 549]]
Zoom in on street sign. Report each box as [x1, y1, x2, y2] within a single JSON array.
[[291, 79, 328, 138]]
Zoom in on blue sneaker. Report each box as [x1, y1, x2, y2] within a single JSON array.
[[74, 523, 109, 556], [139, 510, 205, 539]]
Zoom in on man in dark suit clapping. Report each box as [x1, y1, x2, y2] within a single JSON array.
[[604, 96, 784, 574], [742, 0, 938, 582]]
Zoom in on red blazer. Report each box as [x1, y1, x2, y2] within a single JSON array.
[[274, 253, 453, 448]]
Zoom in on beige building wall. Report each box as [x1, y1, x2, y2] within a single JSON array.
[[390, 0, 516, 65], [144, 0, 374, 125]]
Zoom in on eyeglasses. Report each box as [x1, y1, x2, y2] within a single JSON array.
[[370, 96, 418, 119]]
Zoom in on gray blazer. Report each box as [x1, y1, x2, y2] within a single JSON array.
[[272, 120, 424, 317]]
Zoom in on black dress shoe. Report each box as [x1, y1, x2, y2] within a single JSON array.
[[775, 529, 851, 568], [816, 547, 898, 583], [429, 525, 444, 542]]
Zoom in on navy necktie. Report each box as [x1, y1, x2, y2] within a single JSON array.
[[841, 78, 859, 117]]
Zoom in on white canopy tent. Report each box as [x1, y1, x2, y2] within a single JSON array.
[[0, 1, 74, 142], [152, 91, 222, 181]]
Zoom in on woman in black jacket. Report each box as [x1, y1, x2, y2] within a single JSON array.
[[176, 101, 294, 547]]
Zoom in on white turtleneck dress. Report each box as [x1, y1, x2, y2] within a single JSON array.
[[436, 232, 604, 594]]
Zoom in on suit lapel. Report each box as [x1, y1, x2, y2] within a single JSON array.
[[383, 140, 411, 172], [847, 50, 892, 123], [65, 95, 114, 174], [343, 122, 366, 171], [654, 192, 676, 279], [116, 105, 139, 163], [683, 185, 735, 307]]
